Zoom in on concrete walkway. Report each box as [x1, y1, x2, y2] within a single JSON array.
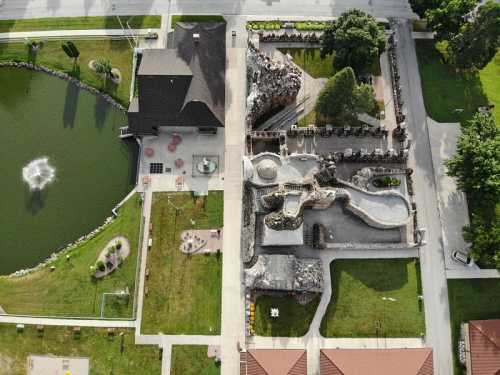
[[220, 15, 247, 375], [446, 268, 500, 279], [0, 28, 160, 42], [395, 20, 453, 375], [0, 315, 135, 328]]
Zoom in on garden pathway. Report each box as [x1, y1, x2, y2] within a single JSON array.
[[0, 28, 160, 42]]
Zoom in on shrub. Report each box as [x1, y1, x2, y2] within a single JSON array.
[[96, 260, 106, 272], [372, 176, 401, 188], [116, 241, 122, 250]]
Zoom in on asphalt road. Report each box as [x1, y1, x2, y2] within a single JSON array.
[[0, 0, 414, 20], [395, 20, 453, 375]]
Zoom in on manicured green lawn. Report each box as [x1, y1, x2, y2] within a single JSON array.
[[298, 109, 317, 127], [254, 295, 320, 337], [171, 345, 220, 375], [448, 279, 500, 375], [0, 194, 141, 318], [279, 48, 334, 78], [141, 192, 223, 335], [171, 15, 225, 28], [0, 15, 161, 33], [0, 39, 133, 105], [416, 40, 499, 123], [320, 259, 425, 337], [0, 325, 160, 375]]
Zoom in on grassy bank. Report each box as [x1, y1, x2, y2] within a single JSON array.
[[0, 15, 161, 33], [0, 325, 160, 375], [171, 15, 225, 28], [416, 40, 499, 123], [141, 192, 223, 335], [279, 48, 334, 78], [448, 279, 500, 375], [254, 295, 320, 337], [320, 259, 425, 337], [0, 39, 133, 105], [0, 194, 142, 318], [171, 345, 220, 375]]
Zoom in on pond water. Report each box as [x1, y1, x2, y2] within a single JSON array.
[[0, 68, 137, 274]]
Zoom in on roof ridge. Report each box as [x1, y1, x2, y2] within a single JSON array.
[[320, 350, 345, 375], [470, 321, 500, 350], [287, 351, 305, 374], [416, 349, 433, 374]]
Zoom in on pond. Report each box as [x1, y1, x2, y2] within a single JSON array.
[[0, 68, 137, 275]]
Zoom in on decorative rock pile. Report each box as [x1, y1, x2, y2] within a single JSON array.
[[0, 61, 125, 112], [246, 43, 302, 128], [260, 32, 320, 43], [293, 257, 323, 292], [387, 33, 405, 124], [350, 166, 407, 190], [287, 124, 389, 138]]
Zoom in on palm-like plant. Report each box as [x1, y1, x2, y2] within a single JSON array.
[[93, 58, 113, 83]]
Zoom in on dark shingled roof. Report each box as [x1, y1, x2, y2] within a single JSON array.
[[128, 22, 225, 132]]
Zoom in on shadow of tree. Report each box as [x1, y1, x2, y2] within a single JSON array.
[[25, 189, 46, 215], [94, 95, 109, 130], [63, 81, 80, 128]]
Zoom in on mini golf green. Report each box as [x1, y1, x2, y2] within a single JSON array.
[[0, 67, 137, 274]]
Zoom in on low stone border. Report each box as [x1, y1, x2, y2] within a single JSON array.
[[0, 61, 126, 111]]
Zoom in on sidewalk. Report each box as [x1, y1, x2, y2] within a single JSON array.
[[0, 28, 160, 42]]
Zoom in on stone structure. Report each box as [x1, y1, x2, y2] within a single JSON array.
[[246, 43, 302, 128]]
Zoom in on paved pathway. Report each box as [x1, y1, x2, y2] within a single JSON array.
[[0, 28, 159, 41], [220, 15, 247, 375], [395, 20, 453, 375], [0, 0, 414, 20], [446, 269, 500, 279], [0, 315, 135, 328]]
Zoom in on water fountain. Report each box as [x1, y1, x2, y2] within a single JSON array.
[[22, 157, 56, 191]]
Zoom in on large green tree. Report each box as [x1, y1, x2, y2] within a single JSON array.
[[315, 67, 378, 123], [446, 113, 500, 205], [425, 0, 478, 40], [448, 1, 500, 70], [463, 214, 500, 269], [409, 0, 442, 18], [320, 9, 386, 76]]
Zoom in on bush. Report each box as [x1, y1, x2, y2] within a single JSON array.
[[372, 176, 401, 188], [95, 260, 105, 272], [116, 241, 122, 250]]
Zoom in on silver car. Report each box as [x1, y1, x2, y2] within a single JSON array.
[[452, 250, 473, 266]]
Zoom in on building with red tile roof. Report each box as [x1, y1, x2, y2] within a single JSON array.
[[464, 320, 500, 375], [240, 349, 307, 375], [320, 348, 433, 375]]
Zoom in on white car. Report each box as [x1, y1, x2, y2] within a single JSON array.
[[452, 250, 474, 266]]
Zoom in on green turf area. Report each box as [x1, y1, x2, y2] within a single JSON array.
[[0, 39, 133, 105], [448, 279, 500, 375], [254, 295, 320, 337], [0, 194, 141, 318], [0, 15, 161, 33], [141, 192, 223, 335], [298, 109, 317, 127], [171, 345, 220, 375], [171, 15, 225, 28], [279, 48, 334, 78], [0, 325, 160, 375], [416, 40, 500, 123], [320, 259, 425, 337]]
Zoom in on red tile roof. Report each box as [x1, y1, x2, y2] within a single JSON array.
[[240, 349, 307, 375], [320, 348, 433, 375], [468, 320, 500, 375]]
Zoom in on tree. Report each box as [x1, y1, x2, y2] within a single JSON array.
[[61, 41, 80, 64], [320, 9, 386, 76], [446, 113, 500, 207], [425, 0, 478, 40], [93, 58, 113, 83], [409, 0, 442, 18], [463, 214, 500, 269], [448, 1, 500, 70], [315, 67, 379, 123]]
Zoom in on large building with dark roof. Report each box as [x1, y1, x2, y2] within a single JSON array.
[[128, 22, 226, 135]]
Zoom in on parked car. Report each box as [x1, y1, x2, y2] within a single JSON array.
[[452, 250, 473, 266], [145, 31, 158, 40]]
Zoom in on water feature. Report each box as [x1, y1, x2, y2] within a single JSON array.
[[0, 68, 138, 274], [22, 157, 56, 190]]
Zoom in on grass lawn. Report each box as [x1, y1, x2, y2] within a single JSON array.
[[0, 194, 142, 318], [0, 325, 160, 375], [171, 345, 220, 375], [416, 40, 499, 123], [279, 48, 334, 78], [0, 39, 133, 105], [0, 15, 161, 33], [448, 279, 500, 375], [320, 259, 425, 338], [298, 109, 317, 127], [254, 295, 320, 337], [141, 192, 223, 335], [171, 15, 225, 28]]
